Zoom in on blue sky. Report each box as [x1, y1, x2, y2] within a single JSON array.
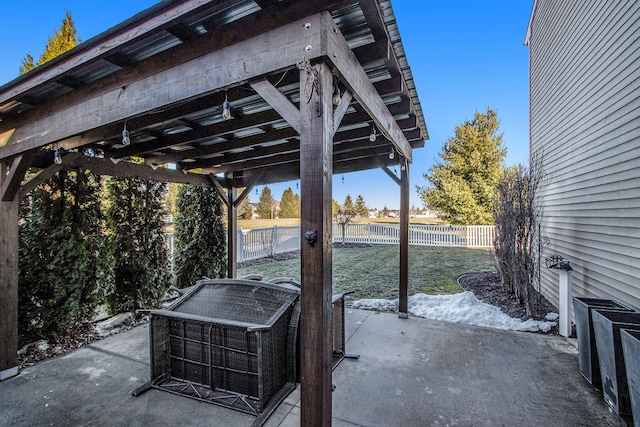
[[0, 1, 533, 210]]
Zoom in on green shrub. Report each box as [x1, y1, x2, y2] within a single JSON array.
[[18, 170, 112, 343], [174, 185, 226, 288], [106, 177, 171, 313]]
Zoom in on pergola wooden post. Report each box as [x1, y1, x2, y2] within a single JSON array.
[[299, 61, 335, 426], [226, 186, 238, 278], [0, 198, 19, 380], [0, 155, 29, 380], [399, 161, 410, 318]]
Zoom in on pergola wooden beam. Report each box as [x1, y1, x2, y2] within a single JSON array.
[[325, 16, 412, 161], [0, 14, 329, 158], [78, 157, 212, 186], [0, 0, 222, 106], [152, 128, 299, 166], [34, 152, 213, 187], [1, 155, 31, 201], [125, 109, 284, 160], [250, 79, 301, 133]]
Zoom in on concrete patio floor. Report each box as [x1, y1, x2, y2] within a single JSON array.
[[0, 309, 627, 426]]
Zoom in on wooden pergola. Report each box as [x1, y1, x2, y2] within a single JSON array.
[[0, 0, 427, 424]]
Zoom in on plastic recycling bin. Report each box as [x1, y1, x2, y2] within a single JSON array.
[[573, 297, 634, 385], [622, 329, 640, 427], [591, 309, 640, 417]]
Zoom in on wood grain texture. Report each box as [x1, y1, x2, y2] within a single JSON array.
[[250, 79, 301, 133], [399, 162, 409, 315], [0, 197, 19, 373], [299, 62, 334, 426], [0, 14, 326, 159], [323, 12, 412, 161]]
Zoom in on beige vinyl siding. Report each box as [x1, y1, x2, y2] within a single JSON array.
[[528, 0, 640, 311]]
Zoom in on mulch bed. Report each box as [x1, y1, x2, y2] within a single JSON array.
[[458, 272, 559, 326]]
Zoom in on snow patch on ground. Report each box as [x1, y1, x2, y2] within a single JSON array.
[[352, 291, 556, 333], [78, 366, 106, 381]]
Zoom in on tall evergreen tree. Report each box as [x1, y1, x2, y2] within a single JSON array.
[[278, 187, 300, 218], [174, 185, 227, 288], [106, 177, 171, 313], [236, 188, 253, 219], [256, 186, 277, 219], [336, 195, 357, 245], [354, 195, 368, 217], [418, 108, 506, 224], [19, 54, 35, 75], [332, 199, 341, 218], [18, 170, 112, 342], [342, 195, 355, 215], [16, 10, 107, 344], [20, 9, 79, 75]]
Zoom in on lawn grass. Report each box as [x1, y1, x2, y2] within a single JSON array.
[[237, 245, 496, 300]]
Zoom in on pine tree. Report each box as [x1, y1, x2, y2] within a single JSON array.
[[234, 188, 253, 219], [256, 186, 277, 219], [278, 187, 300, 218], [19, 10, 79, 75], [332, 199, 341, 218], [342, 195, 355, 215], [174, 185, 227, 288], [336, 195, 357, 244], [106, 177, 171, 313], [418, 108, 506, 224], [19, 54, 35, 75], [16, 10, 106, 343], [354, 195, 368, 217]]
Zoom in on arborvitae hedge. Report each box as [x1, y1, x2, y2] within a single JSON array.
[[106, 177, 171, 313], [18, 170, 113, 344], [174, 185, 227, 289]]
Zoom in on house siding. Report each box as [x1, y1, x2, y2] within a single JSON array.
[[528, 0, 640, 311]]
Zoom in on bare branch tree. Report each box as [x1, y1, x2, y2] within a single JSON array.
[[260, 227, 279, 258], [493, 151, 544, 316]]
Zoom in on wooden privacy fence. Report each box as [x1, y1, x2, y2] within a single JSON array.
[[164, 224, 495, 263]]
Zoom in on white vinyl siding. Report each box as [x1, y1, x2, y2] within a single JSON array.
[[528, 0, 640, 311]]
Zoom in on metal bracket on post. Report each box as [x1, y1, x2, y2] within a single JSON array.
[[546, 255, 573, 337]]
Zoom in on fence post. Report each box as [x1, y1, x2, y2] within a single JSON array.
[[237, 229, 244, 262], [273, 225, 278, 255]]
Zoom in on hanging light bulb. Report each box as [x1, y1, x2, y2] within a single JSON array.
[[122, 122, 131, 146], [54, 144, 63, 165], [333, 84, 341, 106], [222, 92, 232, 120], [369, 124, 376, 142], [341, 175, 345, 184], [388, 148, 395, 160]]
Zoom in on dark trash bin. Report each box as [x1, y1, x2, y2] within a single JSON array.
[[573, 297, 634, 385], [591, 309, 640, 417], [621, 329, 640, 427]]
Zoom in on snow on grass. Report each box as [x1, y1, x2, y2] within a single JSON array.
[[352, 291, 556, 333]]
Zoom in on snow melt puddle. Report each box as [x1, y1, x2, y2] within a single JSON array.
[[352, 291, 556, 333]]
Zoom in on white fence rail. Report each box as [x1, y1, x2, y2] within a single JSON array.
[[165, 224, 494, 263]]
